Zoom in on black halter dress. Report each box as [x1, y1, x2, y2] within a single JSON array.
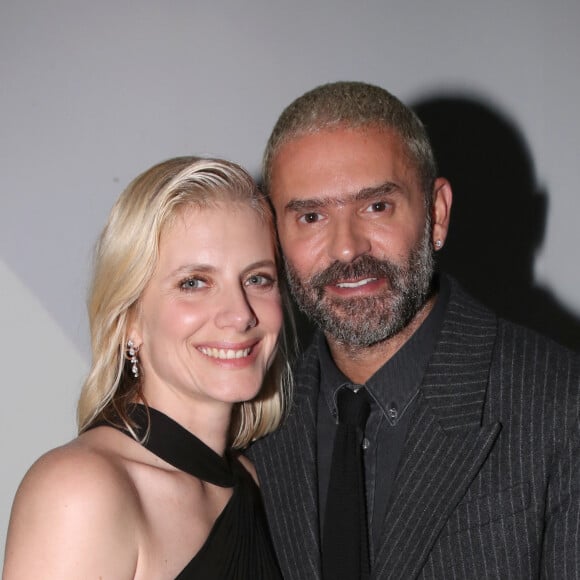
[[94, 405, 282, 579]]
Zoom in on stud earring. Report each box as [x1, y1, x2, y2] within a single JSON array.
[[127, 339, 140, 378], [435, 239, 443, 249]]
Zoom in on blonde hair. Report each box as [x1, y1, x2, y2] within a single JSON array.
[[78, 156, 294, 449]]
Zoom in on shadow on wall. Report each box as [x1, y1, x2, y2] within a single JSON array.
[[413, 94, 580, 352]]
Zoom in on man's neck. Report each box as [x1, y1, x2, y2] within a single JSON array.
[[327, 293, 438, 384]]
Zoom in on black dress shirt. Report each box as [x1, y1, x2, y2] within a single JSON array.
[[317, 276, 450, 560]]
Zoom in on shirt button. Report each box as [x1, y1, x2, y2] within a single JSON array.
[[388, 405, 398, 421], [362, 438, 370, 450]]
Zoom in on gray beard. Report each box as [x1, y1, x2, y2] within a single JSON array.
[[285, 222, 434, 348]]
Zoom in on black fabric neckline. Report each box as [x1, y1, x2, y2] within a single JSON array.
[[96, 404, 235, 488]]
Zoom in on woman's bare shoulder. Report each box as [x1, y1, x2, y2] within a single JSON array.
[[15, 429, 141, 507], [3, 431, 142, 579]]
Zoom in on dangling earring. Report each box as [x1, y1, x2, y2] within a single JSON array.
[[127, 339, 140, 378]]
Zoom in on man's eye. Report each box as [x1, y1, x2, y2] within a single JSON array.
[[299, 212, 322, 224], [366, 201, 389, 213], [180, 277, 208, 291]]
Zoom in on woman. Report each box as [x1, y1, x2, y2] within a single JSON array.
[[3, 157, 293, 579]]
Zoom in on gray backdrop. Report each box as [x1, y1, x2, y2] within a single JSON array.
[[2, 0, 579, 565]]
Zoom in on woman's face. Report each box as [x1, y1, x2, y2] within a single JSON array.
[[130, 201, 282, 416]]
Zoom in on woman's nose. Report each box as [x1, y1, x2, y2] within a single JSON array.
[[214, 286, 257, 332]]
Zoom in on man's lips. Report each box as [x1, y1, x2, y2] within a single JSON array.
[[334, 277, 378, 289], [323, 277, 386, 295]]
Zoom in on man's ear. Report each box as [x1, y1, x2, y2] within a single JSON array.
[[431, 177, 452, 250]]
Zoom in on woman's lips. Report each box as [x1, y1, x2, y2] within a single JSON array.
[[197, 346, 252, 360]]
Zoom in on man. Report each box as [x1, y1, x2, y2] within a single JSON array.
[[249, 81, 580, 579]]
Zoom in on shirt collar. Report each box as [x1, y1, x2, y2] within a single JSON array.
[[319, 275, 450, 425]]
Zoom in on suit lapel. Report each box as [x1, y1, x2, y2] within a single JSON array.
[[373, 393, 500, 578], [373, 280, 502, 579], [250, 343, 322, 580]]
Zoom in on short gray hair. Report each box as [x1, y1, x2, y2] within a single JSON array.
[[263, 81, 437, 205]]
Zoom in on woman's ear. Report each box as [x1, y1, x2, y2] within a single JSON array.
[[126, 304, 143, 347], [125, 306, 144, 379], [431, 177, 452, 250]]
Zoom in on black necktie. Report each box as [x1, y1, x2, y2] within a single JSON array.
[[322, 386, 371, 580]]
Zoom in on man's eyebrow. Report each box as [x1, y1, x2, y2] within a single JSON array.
[[284, 181, 399, 213]]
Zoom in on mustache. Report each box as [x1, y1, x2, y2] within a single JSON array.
[[307, 255, 402, 290]]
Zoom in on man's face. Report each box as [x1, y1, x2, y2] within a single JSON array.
[[269, 125, 435, 347]]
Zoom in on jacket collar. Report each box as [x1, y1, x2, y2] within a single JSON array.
[[250, 276, 501, 580]]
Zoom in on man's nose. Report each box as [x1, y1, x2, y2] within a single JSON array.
[[326, 215, 371, 263]]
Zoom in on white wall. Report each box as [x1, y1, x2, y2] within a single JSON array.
[[2, 0, 579, 564]]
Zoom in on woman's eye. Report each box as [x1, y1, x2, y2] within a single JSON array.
[[245, 274, 275, 287], [180, 277, 208, 291]]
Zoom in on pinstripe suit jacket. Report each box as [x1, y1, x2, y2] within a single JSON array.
[[249, 278, 580, 579]]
